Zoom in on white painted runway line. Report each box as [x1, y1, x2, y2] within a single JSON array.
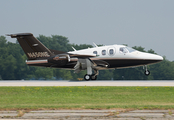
[[0, 80, 174, 86]]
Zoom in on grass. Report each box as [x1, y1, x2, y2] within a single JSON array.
[[0, 86, 174, 110]]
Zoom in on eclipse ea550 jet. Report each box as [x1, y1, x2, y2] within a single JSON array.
[[7, 33, 163, 80]]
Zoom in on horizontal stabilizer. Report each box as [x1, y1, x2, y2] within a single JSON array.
[[7, 33, 33, 38]]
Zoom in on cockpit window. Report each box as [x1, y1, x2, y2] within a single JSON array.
[[120, 47, 136, 53], [126, 47, 136, 53], [120, 47, 128, 53]]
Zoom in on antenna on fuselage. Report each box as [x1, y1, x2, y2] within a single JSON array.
[[93, 42, 98, 47], [72, 46, 77, 51]]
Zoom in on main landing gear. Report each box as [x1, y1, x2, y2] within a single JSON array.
[[84, 74, 96, 81], [84, 69, 99, 81], [144, 65, 150, 76]]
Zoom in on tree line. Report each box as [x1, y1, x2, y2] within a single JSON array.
[[0, 35, 173, 80]]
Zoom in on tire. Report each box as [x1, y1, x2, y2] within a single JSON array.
[[144, 70, 150, 76], [84, 74, 91, 81], [91, 74, 97, 80]]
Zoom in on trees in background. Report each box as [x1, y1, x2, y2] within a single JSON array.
[[0, 35, 173, 80]]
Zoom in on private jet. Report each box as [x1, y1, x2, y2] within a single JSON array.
[[7, 33, 163, 80]]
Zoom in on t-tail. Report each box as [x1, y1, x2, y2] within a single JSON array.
[[7, 33, 54, 60]]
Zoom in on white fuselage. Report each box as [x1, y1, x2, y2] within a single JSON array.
[[68, 44, 163, 69]]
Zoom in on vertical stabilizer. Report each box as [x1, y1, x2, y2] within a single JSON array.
[[7, 33, 54, 60]]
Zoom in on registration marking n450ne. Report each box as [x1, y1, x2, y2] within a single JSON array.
[[27, 52, 50, 58]]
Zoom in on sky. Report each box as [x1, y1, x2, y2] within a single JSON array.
[[0, 0, 174, 61]]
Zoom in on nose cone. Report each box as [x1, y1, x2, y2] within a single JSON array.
[[147, 53, 163, 61], [139, 52, 163, 64], [153, 54, 163, 61]]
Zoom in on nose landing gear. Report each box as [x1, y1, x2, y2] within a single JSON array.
[[144, 70, 150, 76], [144, 65, 150, 76]]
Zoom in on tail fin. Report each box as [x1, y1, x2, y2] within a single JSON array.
[[7, 33, 54, 60]]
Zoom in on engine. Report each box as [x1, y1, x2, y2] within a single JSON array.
[[48, 54, 70, 66]]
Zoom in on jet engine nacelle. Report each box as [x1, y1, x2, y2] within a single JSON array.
[[48, 54, 70, 66]]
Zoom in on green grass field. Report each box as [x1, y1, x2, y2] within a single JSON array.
[[0, 86, 174, 110]]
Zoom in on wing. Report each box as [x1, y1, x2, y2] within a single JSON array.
[[69, 53, 97, 58]]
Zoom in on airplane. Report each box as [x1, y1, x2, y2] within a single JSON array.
[[7, 33, 163, 80]]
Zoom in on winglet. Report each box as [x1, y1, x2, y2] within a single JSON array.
[[93, 42, 98, 47]]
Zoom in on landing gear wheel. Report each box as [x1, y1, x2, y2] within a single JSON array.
[[91, 74, 97, 80], [84, 74, 91, 81], [144, 70, 150, 76]]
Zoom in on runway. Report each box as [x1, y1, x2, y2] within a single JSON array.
[[0, 109, 174, 120], [0, 80, 174, 86]]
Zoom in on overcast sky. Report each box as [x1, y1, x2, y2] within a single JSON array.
[[1, 0, 174, 61]]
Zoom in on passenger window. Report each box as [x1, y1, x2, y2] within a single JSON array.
[[109, 49, 114, 55], [93, 51, 97, 55], [102, 50, 106, 55]]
